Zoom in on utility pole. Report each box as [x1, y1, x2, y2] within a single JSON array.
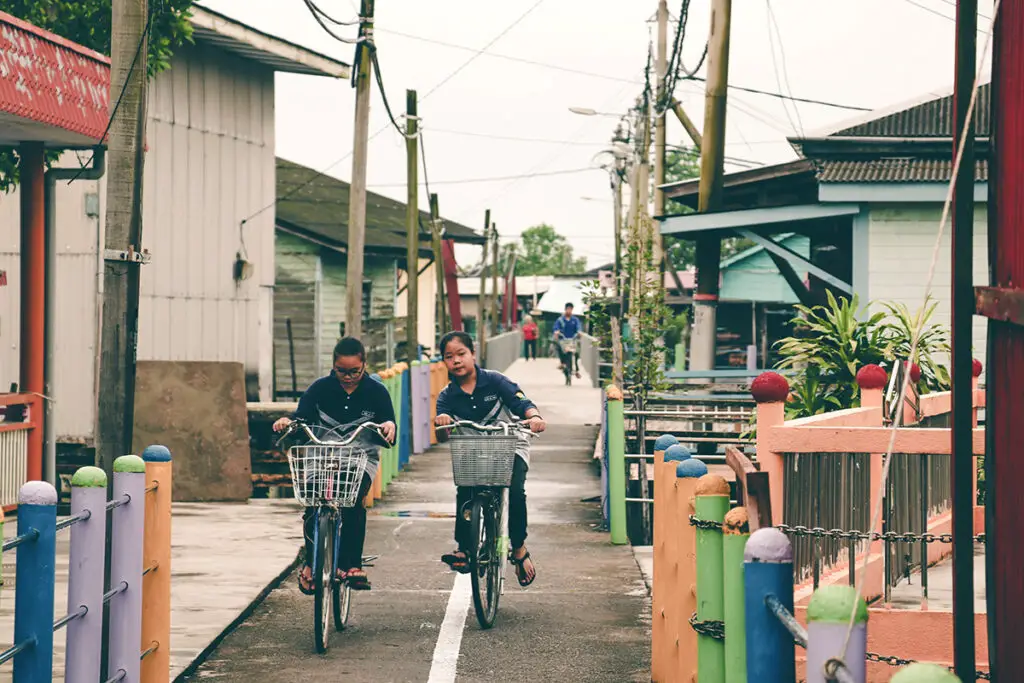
[[477, 210, 490, 358], [430, 193, 447, 338], [652, 0, 668, 269], [345, 0, 375, 338], [405, 89, 419, 360], [97, 0, 149, 676], [490, 225, 500, 334], [689, 0, 732, 372]]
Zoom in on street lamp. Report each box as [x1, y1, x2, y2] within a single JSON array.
[[568, 106, 625, 118]]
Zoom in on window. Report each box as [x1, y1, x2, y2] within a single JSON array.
[[362, 280, 373, 320]]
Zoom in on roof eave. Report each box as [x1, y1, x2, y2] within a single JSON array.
[[190, 6, 350, 78], [661, 158, 816, 200]]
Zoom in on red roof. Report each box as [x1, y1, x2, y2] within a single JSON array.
[[0, 11, 111, 144]]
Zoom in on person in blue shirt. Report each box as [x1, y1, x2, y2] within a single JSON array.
[[552, 301, 582, 379], [273, 337, 396, 593], [433, 331, 546, 587]]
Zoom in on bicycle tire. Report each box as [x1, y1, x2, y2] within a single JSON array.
[[333, 519, 352, 631], [313, 513, 333, 653], [469, 497, 500, 629]]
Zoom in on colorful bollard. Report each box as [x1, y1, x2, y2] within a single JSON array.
[[400, 365, 412, 467], [13, 481, 58, 682], [744, 527, 795, 683], [676, 458, 707, 478], [806, 585, 868, 683], [108, 455, 146, 683], [653, 434, 678, 452], [695, 475, 730, 683], [664, 444, 691, 462], [890, 663, 962, 682], [723, 507, 750, 683], [605, 387, 627, 545], [141, 446, 173, 683], [65, 467, 108, 683]]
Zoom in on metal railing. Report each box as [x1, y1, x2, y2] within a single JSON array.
[[0, 394, 40, 509], [578, 333, 600, 388], [483, 329, 522, 373]]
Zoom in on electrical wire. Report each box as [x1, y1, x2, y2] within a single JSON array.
[[304, 0, 361, 25], [302, 0, 363, 43], [367, 166, 601, 189], [681, 75, 872, 112], [238, 0, 547, 228], [765, 0, 804, 137], [67, 5, 156, 184]]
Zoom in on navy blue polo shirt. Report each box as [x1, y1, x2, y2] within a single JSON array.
[[293, 372, 395, 431], [436, 366, 537, 424]]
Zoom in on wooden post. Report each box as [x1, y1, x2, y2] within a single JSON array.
[[650, 434, 677, 682], [723, 508, 749, 683], [673, 457, 707, 680], [652, 0, 668, 267], [405, 90, 419, 358], [430, 194, 447, 338], [141, 446, 172, 683], [806, 585, 868, 683], [857, 364, 887, 598], [750, 372, 790, 526], [490, 224, 500, 335], [19, 142, 45, 483], [725, 445, 772, 531], [477, 211, 490, 357], [695, 475, 729, 683]]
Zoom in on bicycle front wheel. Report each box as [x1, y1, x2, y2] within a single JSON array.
[[469, 497, 501, 629], [333, 520, 352, 631], [313, 512, 334, 653]]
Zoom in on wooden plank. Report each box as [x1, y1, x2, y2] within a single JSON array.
[[766, 425, 984, 455], [725, 445, 771, 531]]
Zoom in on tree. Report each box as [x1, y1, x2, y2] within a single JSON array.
[[500, 224, 588, 275], [0, 1, 194, 192], [661, 144, 754, 271]]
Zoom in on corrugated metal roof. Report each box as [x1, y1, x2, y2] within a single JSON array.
[[190, 7, 349, 78], [830, 83, 990, 138], [276, 157, 484, 253], [817, 158, 988, 183], [535, 280, 589, 314], [0, 11, 110, 145]]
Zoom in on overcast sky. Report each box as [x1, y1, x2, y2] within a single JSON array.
[[200, 0, 997, 269]]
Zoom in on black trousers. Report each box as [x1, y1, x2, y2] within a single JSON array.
[[523, 338, 537, 360], [455, 456, 529, 551], [558, 347, 580, 371], [303, 472, 373, 571]]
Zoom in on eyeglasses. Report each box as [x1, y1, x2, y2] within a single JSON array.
[[334, 365, 364, 379]]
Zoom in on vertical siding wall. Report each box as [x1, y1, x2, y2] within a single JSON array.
[[0, 40, 276, 441], [866, 203, 988, 378]]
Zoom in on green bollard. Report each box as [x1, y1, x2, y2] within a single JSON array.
[[606, 390, 627, 545], [673, 342, 686, 372], [723, 507, 750, 683], [890, 663, 962, 682], [380, 372, 393, 492], [695, 474, 730, 683]]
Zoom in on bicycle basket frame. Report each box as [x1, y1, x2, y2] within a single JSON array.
[[287, 444, 370, 508], [449, 434, 519, 488], [559, 338, 576, 354]]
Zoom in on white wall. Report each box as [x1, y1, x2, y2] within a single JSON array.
[[0, 40, 276, 440], [395, 257, 438, 352], [866, 202, 989, 380]]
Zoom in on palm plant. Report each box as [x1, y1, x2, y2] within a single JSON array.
[[877, 296, 951, 393]]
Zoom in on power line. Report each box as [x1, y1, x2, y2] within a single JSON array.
[[765, 0, 804, 137], [237, 0, 547, 227], [900, 0, 993, 28], [681, 75, 871, 111], [425, 126, 789, 147], [367, 166, 601, 188]]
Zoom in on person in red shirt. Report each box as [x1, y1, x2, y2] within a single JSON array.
[[522, 315, 539, 360]]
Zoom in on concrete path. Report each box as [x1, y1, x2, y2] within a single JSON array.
[[182, 359, 652, 682]]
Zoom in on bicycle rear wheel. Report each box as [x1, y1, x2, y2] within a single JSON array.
[[313, 513, 333, 653], [469, 497, 501, 629]]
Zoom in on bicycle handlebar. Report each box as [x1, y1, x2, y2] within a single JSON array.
[[276, 419, 392, 447], [435, 418, 538, 437]]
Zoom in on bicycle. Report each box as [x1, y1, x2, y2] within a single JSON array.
[[437, 418, 538, 629], [277, 419, 391, 653], [557, 337, 577, 385]]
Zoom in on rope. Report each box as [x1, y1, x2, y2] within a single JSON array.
[[832, 2, 1002, 676]]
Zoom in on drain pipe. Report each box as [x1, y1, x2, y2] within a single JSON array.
[[44, 148, 107, 487]]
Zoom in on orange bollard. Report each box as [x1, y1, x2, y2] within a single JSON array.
[[141, 446, 173, 683]]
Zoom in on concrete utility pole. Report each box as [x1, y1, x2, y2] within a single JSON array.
[[405, 89, 419, 359], [345, 0, 375, 337], [477, 210, 490, 357], [689, 0, 732, 372], [430, 193, 447, 339], [490, 224, 500, 334], [97, 0, 148, 674], [652, 0, 668, 268]]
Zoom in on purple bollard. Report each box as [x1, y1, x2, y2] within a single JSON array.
[[410, 362, 425, 454], [419, 364, 431, 450], [107, 455, 146, 683], [65, 466, 108, 683]]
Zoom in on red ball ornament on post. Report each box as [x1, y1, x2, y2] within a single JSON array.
[[972, 358, 983, 378], [750, 371, 790, 404], [907, 362, 921, 384], [856, 364, 888, 390]]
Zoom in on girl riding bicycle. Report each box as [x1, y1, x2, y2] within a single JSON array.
[[434, 331, 545, 587]]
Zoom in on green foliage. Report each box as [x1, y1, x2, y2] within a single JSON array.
[[623, 212, 670, 401], [0, 1, 194, 192], [773, 291, 953, 419], [500, 224, 587, 275]]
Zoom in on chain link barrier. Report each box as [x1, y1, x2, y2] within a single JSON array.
[[863, 652, 991, 680], [688, 613, 725, 640]]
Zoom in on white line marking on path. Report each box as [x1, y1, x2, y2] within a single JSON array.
[[426, 573, 471, 683]]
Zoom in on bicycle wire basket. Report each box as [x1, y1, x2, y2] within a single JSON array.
[[286, 444, 370, 508], [559, 338, 577, 354], [448, 433, 519, 487]]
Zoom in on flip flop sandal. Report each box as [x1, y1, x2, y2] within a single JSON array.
[[441, 551, 472, 574], [346, 570, 372, 591], [511, 552, 536, 587], [297, 566, 315, 595]]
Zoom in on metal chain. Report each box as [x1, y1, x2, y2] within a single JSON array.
[[688, 515, 724, 531], [776, 523, 987, 545], [865, 652, 991, 680], [688, 613, 725, 640]]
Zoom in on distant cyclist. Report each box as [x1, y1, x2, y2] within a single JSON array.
[[273, 337, 396, 593], [553, 302, 582, 379], [433, 331, 545, 587]]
